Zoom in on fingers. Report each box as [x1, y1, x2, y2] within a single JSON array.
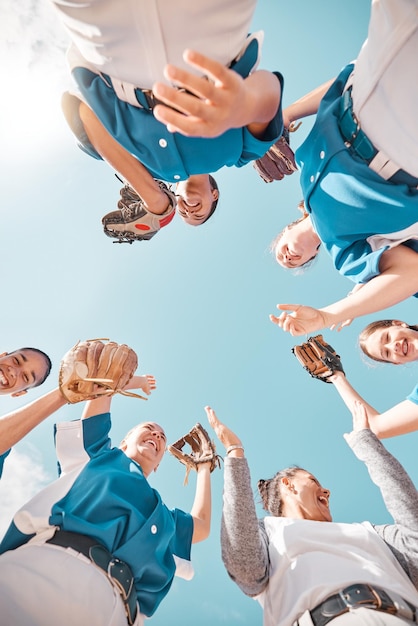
[[269, 312, 300, 336], [205, 406, 219, 429], [152, 49, 245, 137], [145, 374, 157, 395], [352, 400, 370, 432], [205, 406, 242, 450]]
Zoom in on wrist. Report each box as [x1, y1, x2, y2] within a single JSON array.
[[226, 444, 244, 458]]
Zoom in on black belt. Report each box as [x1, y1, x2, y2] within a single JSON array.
[[309, 584, 417, 626], [337, 88, 418, 188], [46, 530, 137, 625]]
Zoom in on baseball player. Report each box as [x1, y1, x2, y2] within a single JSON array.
[[265, 0, 418, 336], [0, 347, 52, 477], [208, 403, 418, 626], [52, 0, 284, 242], [0, 387, 214, 626]]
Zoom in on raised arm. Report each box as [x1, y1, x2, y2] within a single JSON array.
[[152, 49, 281, 139], [331, 371, 418, 439], [79, 102, 170, 215], [190, 461, 211, 543], [0, 388, 66, 454], [345, 402, 418, 586], [206, 409, 269, 596], [81, 375, 156, 420], [282, 78, 334, 127], [271, 245, 418, 336]]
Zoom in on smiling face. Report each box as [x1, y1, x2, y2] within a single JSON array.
[[282, 470, 332, 522], [176, 175, 219, 226], [120, 422, 167, 477], [362, 321, 418, 365], [0, 349, 50, 397], [273, 217, 320, 269]]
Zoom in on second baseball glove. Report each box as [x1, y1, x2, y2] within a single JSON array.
[[292, 334, 345, 383], [168, 423, 222, 485], [59, 339, 145, 403], [253, 127, 298, 182]]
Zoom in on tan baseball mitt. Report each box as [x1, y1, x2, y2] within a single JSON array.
[[168, 423, 222, 485], [59, 339, 144, 403]]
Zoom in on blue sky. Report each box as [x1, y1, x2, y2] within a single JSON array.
[[1, 2, 418, 624]]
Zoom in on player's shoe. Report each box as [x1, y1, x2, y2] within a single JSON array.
[[102, 181, 176, 243]]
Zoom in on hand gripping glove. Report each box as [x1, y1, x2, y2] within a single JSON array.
[[102, 180, 176, 244], [292, 334, 345, 383], [168, 423, 222, 485], [59, 339, 146, 403]]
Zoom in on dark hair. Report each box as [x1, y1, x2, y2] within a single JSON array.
[[201, 175, 219, 224], [258, 466, 306, 517], [359, 320, 418, 363], [16, 348, 52, 387]]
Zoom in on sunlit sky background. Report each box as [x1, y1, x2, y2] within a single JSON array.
[[1, 2, 418, 624]]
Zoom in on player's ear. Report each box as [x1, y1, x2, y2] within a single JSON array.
[[0, 352, 8, 358], [119, 439, 127, 451]]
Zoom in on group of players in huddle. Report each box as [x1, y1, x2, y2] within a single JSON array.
[[1, 0, 418, 625]]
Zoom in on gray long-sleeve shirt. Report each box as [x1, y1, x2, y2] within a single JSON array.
[[221, 429, 418, 599]]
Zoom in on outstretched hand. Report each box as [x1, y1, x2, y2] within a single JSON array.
[[205, 406, 243, 453], [270, 304, 329, 336], [351, 400, 370, 432], [125, 374, 157, 395], [152, 49, 279, 138], [343, 401, 370, 444]]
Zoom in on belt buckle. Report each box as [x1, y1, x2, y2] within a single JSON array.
[[340, 584, 398, 615], [339, 584, 379, 610], [108, 557, 137, 626]]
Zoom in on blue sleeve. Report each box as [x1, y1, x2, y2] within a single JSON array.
[[406, 384, 418, 405], [0, 449, 11, 478], [332, 242, 388, 284], [171, 508, 194, 561], [237, 71, 284, 166]]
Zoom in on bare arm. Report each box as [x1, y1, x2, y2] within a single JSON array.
[[0, 389, 66, 454], [79, 102, 169, 215], [331, 372, 418, 439], [190, 462, 212, 543], [81, 375, 156, 420], [271, 245, 418, 335], [282, 78, 334, 127], [152, 49, 281, 139]]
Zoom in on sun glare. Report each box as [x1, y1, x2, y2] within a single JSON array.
[[2, 61, 68, 159]]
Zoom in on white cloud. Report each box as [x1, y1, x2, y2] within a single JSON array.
[[0, 447, 52, 538]]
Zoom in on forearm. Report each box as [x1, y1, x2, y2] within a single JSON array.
[[221, 457, 269, 596], [81, 395, 112, 419], [284, 78, 334, 124], [322, 248, 418, 328], [244, 71, 282, 138], [190, 463, 211, 543], [331, 373, 379, 419], [346, 429, 418, 528], [0, 389, 66, 454]]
